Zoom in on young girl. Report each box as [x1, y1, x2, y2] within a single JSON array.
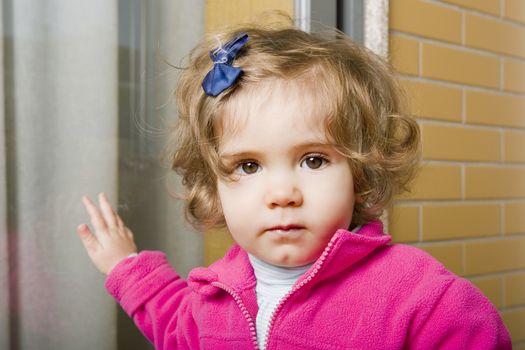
[[77, 24, 511, 349]]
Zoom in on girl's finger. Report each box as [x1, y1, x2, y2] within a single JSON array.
[[98, 192, 118, 228], [82, 196, 107, 232], [116, 214, 125, 229], [76, 223, 100, 254]]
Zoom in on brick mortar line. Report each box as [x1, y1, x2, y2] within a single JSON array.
[[390, 29, 525, 61], [463, 269, 525, 282], [500, 129, 506, 162], [461, 163, 466, 199], [415, 116, 525, 134], [496, 304, 525, 313], [408, 232, 525, 245], [419, 159, 525, 167], [415, 117, 525, 130], [394, 198, 525, 206], [501, 272, 507, 309], [422, 0, 525, 30], [417, 234, 509, 246], [461, 87, 466, 123], [500, 57, 505, 91], [417, 40, 422, 77], [461, 241, 466, 279], [416, 119, 525, 132], [467, 269, 525, 282], [397, 220, 518, 238], [417, 118, 512, 132], [399, 75, 525, 98], [418, 204, 423, 242], [501, 203, 506, 236]]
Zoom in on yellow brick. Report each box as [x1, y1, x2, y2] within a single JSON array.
[[505, 203, 525, 234], [205, 0, 293, 32], [389, 206, 419, 242], [505, 273, 525, 307], [389, 35, 419, 76], [419, 243, 463, 275], [422, 204, 501, 240], [504, 59, 525, 93], [471, 277, 503, 308], [504, 131, 525, 163], [441, 0, 500, 16], [422, 43, 500, 89], [390, 0, 462, 43], [504, 0, 525, 24], [465, 166, 525, 199], [422, 124, 501, 162], [466, 90, 525, 128], [465, 237, 525, 275], [502, 308, 525, 342], [399, 164, 462, 200], [466, 13, 525, 58], [401, 80, 462, 121]]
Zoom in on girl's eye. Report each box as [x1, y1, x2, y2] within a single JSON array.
[[301, 156, 326, 169], [237, 161, 260, 175]]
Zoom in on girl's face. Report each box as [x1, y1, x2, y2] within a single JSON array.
[[216, 81, 355, 267]]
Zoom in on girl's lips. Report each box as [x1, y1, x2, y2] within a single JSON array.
[[265, 225, 305, 240], [267, 224, 305, 231]]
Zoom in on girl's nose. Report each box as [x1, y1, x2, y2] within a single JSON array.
[[264, 176, 303, 208]]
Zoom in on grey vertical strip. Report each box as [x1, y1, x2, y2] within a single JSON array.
[[311, 0, 337, 30], [9, 0, 119, 348], [0, 0, 11, 349], [295, 0, 338, 33], [337, 0, 364, 43]]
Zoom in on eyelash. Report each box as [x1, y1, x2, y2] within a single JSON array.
[[232, 153, 329, 176]]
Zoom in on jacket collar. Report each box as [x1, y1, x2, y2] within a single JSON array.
[[188, 220, 391, 295]]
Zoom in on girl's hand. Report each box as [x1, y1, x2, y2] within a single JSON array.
[[76, 192, 138, 275]]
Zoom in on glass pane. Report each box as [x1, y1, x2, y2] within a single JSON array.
[[2, 1, 204, 349]]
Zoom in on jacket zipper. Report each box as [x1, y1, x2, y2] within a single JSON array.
[[263, 240, 335, 350], [212, 281, 260, 350]]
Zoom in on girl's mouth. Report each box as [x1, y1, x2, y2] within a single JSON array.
[[265, 225, 305, 240], [268, 224, 304, 231]]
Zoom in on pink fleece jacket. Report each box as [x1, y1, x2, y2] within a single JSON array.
[[105, 221, 511, 349]]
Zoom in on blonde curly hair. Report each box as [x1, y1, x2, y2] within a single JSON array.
[[165, 24, 421, 230]]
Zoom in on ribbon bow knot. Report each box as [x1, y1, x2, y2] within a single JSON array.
[[202, 33, 249, 97]]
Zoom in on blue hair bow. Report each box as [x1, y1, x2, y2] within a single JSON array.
[[202, 33, 249, 97]]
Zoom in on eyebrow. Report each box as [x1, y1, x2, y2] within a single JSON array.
[[219, 141, 336, 160]]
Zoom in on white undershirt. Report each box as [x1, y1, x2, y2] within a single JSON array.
[[248, 254, 312, 349], [247, 226, 361, 349]]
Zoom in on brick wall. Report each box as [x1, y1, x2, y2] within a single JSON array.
[[389, 0, 525, 345]]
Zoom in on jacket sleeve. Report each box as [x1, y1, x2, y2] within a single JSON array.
[[104, 250, 196, 349], [408, 277, 512, 349]]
